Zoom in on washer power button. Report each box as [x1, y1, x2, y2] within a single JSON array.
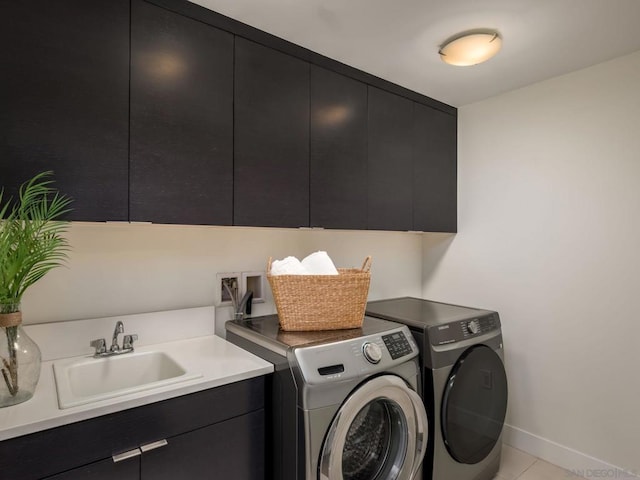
[[362, 342, 382, 364]]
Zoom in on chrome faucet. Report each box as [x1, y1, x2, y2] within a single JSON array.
[[111, 321, 124, 352], [90, 321, 138, 357], [222, 279, 253, 320]]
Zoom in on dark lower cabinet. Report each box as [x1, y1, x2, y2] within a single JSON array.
[[44, 413, 264, 480], [0, 377, 265, 480], [413, 103, 457, 232], [44, 457, 139, 480], [130, 0, 234, 225], [141, 410, 264, 479], [310, 66, 368, 229], [234, 37, 310, 228], [1, 0, 129, 221], [367, 87, 414, 231]]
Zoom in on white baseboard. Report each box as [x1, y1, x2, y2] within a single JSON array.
[[502, 423, 639, 479]]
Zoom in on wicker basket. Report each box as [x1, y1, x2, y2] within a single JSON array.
[[267, 256, 372, 331]]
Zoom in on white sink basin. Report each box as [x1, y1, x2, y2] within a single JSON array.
[[53, 351, 202, 409]]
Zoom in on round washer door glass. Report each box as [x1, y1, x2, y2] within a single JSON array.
[[319, 375, 428, 480], [441, 345, 508, 464]]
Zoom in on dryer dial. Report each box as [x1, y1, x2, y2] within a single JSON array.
[[362, 342, 382, 364], [467, 320, 480, 335]]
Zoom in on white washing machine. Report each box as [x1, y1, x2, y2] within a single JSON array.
[[226, 314, 428, 480], [366, 297, 508, 480]]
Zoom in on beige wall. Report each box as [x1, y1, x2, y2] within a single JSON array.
[[422, 50, 640, 473], [22, 223, 422, 325]]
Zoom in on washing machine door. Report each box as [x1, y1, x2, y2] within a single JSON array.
[[318, 375, 428, 480], [441, 344, 508, 464]]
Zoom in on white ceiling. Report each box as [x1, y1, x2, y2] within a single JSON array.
[[189, 0, 640, 106]]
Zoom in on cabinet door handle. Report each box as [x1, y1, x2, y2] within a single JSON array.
[[140, 439, 168, 453], [112, 448, 142, 463]]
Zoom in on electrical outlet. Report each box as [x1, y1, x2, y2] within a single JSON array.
[[216, 272, 241, 306], [242, 271, 266, 304]]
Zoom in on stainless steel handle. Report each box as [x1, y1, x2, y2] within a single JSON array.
[[111, 439, 167, 464], [112, 448, 142, 463], [140, 439, 168, 453]]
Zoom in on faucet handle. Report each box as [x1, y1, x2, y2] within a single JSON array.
[[123, 334, 138, 350], [90, 338, 107, 355]]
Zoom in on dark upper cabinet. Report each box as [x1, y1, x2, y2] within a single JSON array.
[[2, 0, 457, 231], [367, 87, 414, 231], [1, 0, 129, 221], [310, 66, 368, 229], [413, 103, 457, 232], [234, 37, 310, 228], [130, 0, 234, 225]]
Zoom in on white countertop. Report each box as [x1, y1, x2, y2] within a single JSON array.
[[0, 309, 273, 442]]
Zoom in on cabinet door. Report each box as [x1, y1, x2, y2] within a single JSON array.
[[310, 66, 368, 229], [0, 0, 129, 221], [141, 409, 265, 480], [413, 103, 457, 232], [44, 456, 139, 480], [130, 0, 234, 225], [234, 37, 310, 228], [367, 87, 414, 231]]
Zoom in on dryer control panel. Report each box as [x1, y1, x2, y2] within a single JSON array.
[[429, 313, 501, 346]]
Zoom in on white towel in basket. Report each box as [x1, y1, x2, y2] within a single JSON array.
[[271, 251, 339, 276], [270, 256, 307, 275], [301, 251, 339, 275]]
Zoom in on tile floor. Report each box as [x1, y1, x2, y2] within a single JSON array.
[[495, 445, 581, 480]]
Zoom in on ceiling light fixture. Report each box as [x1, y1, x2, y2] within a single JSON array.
[[439, 31, 502, 66]]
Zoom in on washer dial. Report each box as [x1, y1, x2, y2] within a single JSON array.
[[362, 342, 382, 364]]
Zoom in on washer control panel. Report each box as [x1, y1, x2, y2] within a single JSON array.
[[429, 313, 501, 346], [382, 331, 413, 360], [293, 326, 418, 385]]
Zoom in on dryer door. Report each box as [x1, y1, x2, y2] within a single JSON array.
[[318, 375, 428, 480], [441, 345, 508, 464]]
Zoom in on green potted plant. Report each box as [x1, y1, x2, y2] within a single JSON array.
[[0, 171, 71, 407]]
